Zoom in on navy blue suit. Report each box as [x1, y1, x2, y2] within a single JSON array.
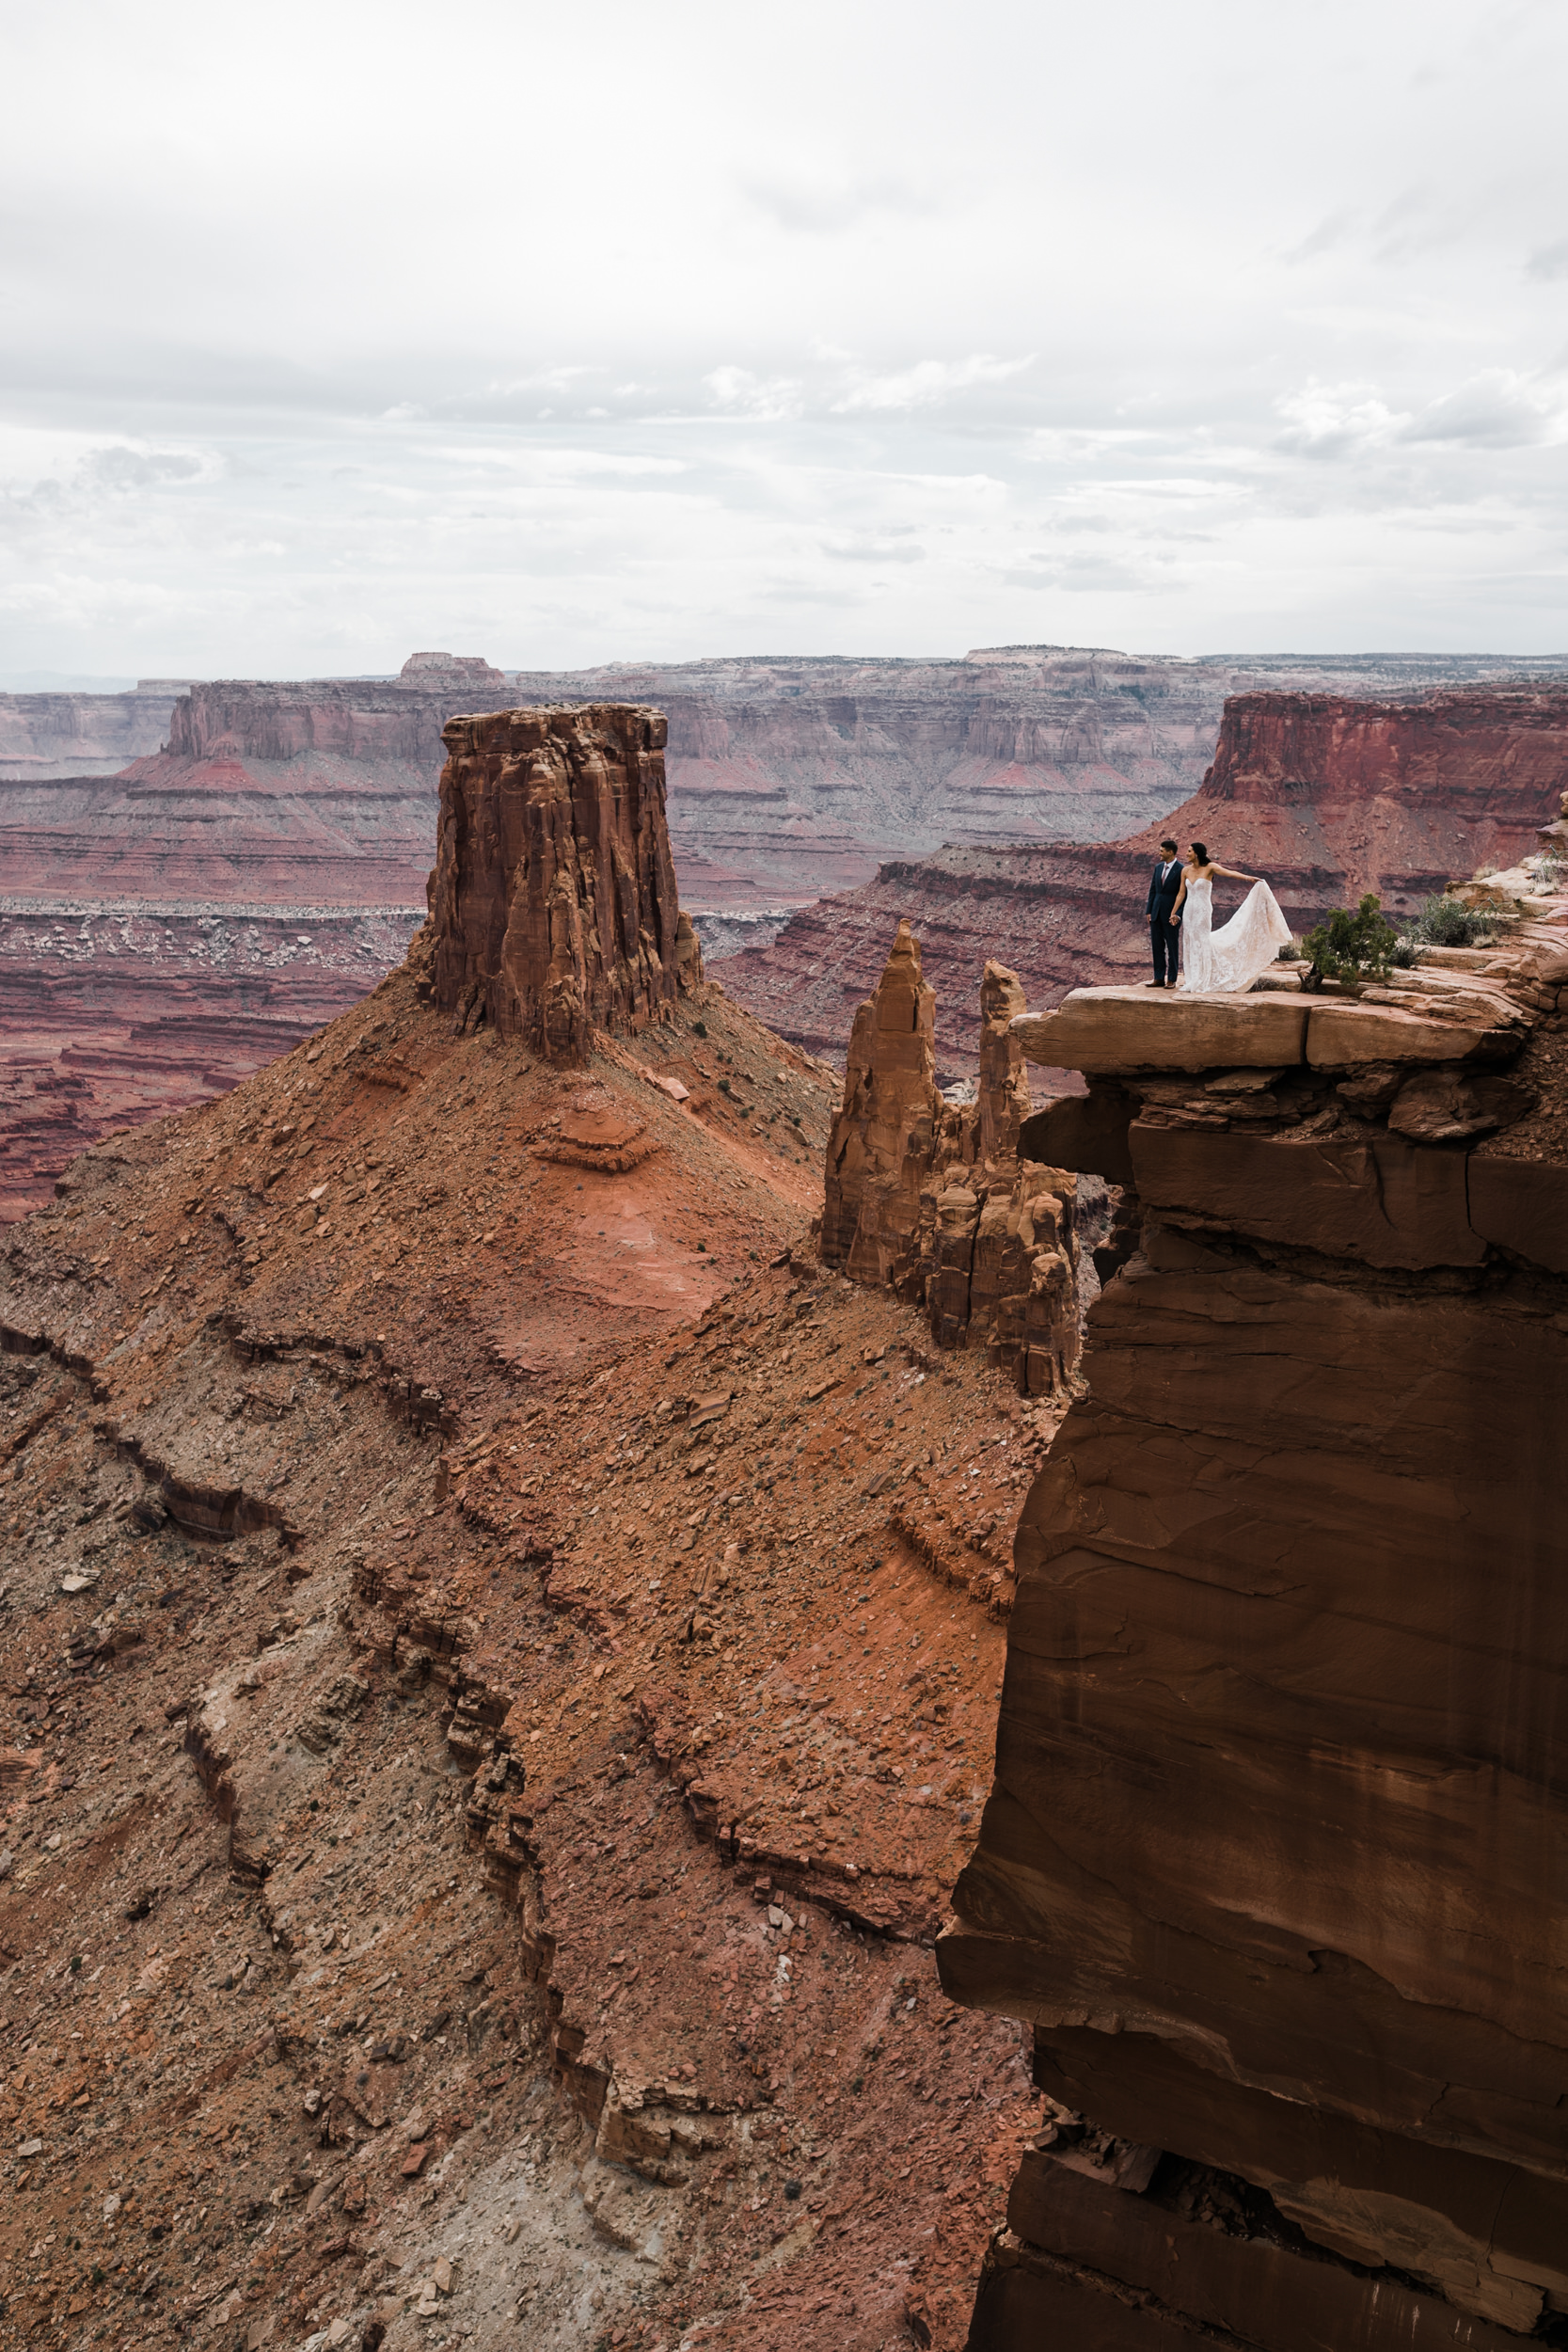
[[1147, 858, 1182, 985]]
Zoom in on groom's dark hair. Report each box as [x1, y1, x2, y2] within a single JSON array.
[[1160, 837, 1178, 851]]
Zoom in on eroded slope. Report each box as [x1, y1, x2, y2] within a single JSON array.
[[0, 953, 1056, 2352]]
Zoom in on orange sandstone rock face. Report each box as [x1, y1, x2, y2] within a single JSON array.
[[944, 868, 1568, 2345], [427, 704, 702, 1063], [822, 927, 1084, 1406]]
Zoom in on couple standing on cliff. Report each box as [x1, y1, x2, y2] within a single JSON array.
[[1146, 836, 1292, 993]]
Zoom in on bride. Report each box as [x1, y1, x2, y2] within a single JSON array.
[[1171, 840, 1292, 994]]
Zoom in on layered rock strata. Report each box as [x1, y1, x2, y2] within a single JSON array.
[[516, 648, 1567, 913], [0, 899, 422, 1219], [0, 684, 184, 780], [717, 685, 1568, 1070], [424, 704, 701, 1062], [8, 649, 1546, 914], [942, 861, 1568, 2343], [821, 925, 1082, 1397]]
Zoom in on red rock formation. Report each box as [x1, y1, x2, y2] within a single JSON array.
[[717, 685, 1568, 1073], [942, 871, 1568, 2344], [0, 671, 530, 905], [425, 704, 701, 1062], [0, 913, 1041, 2352], [821, 928, 1083, 1399], [6, 656, 1553, 918]]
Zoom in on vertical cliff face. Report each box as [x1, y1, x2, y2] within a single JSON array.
[[0, 687, 182, 779], [940, 875, 1568, 2345], [425, 703, 701, 1063], [821, 928, 1084, 1399]]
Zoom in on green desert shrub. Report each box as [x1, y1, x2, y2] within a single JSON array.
[[1299, 894, 1399, 992], [1405, 894, 1501, 949]]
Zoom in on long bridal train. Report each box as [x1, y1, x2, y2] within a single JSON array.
[[1178, 875, 1292, 994]]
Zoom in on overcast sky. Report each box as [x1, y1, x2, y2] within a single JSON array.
[[2, 0, 1566, 678]]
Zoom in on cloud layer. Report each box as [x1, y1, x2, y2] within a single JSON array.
[[2, 0, 1566, 675]]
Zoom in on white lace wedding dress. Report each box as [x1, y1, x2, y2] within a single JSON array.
[[1177, 875, 1292, 994]]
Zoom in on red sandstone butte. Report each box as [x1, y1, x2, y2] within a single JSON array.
[[716, 685, 1568, 1070], [425, 704, 703, 1060]]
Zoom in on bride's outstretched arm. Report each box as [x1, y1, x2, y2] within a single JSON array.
[[1215, 864, 1261, 882]]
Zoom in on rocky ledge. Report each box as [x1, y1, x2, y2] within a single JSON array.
[[941, 847, 1568, 2342]]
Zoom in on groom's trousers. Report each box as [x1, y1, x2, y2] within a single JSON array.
[[1150, 911, 1180, 985]]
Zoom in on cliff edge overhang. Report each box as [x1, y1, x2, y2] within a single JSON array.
[[942, 841, 1568, 2344]]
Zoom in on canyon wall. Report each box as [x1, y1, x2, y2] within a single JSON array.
[[0, 672, 516, 906], [0, 683, 185, 779], [717, 686, 1568, 1073], [519, 649, 1565, 914], [5, 652, 1555, 913], [2, 661, 1561, 1213], [941, 868, 1568, 2345], [0, 899, 422, 1217], [0, 659, 510, 1211]]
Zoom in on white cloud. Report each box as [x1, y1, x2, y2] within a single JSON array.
[[702, 367, 805, 422], [3, 0, 1568, 667], [831, 355, 1035, 415], [1274, 384, 1411, 459], [1401, 370, 1568, 449]]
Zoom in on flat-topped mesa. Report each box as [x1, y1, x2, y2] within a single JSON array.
[[425, 704, 703, 1063], [821, 927, 1082, 1398], [943, 862, 1568, 2347]]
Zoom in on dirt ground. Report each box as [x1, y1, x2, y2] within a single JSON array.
[[0, 953, 1060, 2352]]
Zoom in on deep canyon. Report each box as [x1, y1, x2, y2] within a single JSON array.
[[0, 685, 1563, 2352], [0, 645, 1560, 1214]]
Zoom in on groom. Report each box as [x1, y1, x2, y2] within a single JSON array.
[[1146, 837, 1182, 987]]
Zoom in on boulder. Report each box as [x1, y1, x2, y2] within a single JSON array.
[[1304, 999, 1521, 1069], [1387, 1070, 1535, 1142]]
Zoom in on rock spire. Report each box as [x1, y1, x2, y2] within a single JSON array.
[[821, 926, 1081, 1398]]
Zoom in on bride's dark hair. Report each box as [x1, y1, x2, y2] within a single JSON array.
[[1190, 840, 1210, 866]]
